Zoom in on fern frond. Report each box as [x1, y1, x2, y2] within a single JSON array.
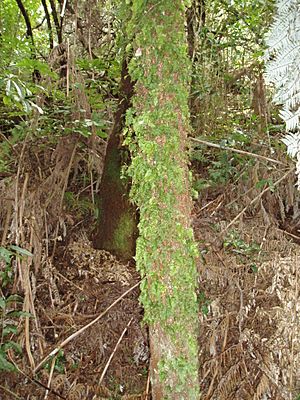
[[281, 131, 300, 157], [265, 0, 300, 186]]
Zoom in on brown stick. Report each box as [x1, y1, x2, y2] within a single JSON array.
[[98, 317, 133, 386], [144, 369, 151, 400], [0, 384, 23, 400]]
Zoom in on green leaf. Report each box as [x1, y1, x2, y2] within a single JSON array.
[[0, 247, 13, 263], [3, 325, 18, 337], [96, 130, 108, 139], [12, 80, 23, 99], [5, 78, 11, 95], [10, 245, 33, 257], [250, 264, 259, 273], [28, 100, 44, 114], [0, 297, 6, 309], [5, 294, 23, 304], [0, 351, 16, 372], [6, 310, 32, 318], [201, 304, 209, 316], [3, 341, 22, 354], [3, 95, 12, 106]]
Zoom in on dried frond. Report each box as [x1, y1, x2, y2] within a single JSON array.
[[52, 374, 69, 393], [215, 363, 242, 399], [68, 238, 132, 286], [67, 383, 86, 400], [253, 374, 271, 400], [198, 205, 299, 399]]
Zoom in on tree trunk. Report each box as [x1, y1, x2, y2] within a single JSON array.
[[127, 1, 200, 399], [93, 60, 137, 261], [251, 72, 270, 135]]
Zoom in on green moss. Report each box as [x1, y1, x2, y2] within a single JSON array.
[[125, 0, 200, 398], [106, 147, 123, 183], [106, 211, 136, 260]]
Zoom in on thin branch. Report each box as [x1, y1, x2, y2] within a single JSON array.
[[277, 227, 300, 241], [66, 3, 98, 58], [41, 0, 54, 49], [98, 317, 133, 386], [216, 0, 262, 44], [190, 137, 287, 165], [34, 280, 142, 373], [5, 360, 66, 400], [59, 0, 67, 47], [15, 0, 34, 44], [145, 370, 151, 400], [15, 0, 40, 80], [44, 356, 56, 399], [49, 0, 62, 43], [60, 0, 67, 18], [33, 16, 46, 30]]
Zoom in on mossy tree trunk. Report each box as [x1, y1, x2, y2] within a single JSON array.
[[94, 60, 137, 261], [126, 1, 200, 399]]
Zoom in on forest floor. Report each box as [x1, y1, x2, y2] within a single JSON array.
[[1, 133, 300, 400]]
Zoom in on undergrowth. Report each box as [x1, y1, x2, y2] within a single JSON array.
[[0, 246, 32, 372]]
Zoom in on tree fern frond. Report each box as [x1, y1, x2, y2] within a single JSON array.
[[265, 0, 300, 186], [281, 132, 300, 157]]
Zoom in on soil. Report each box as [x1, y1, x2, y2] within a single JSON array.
[[1, 239, 148, 400]]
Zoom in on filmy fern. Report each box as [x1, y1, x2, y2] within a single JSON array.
[[265, 0, 300, 184]]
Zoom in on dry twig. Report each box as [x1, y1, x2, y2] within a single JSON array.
[[44, 356, 56, 399], [98, 317, 133, 386], [191, 137, 287, 165], [144, 370, 151, 400]]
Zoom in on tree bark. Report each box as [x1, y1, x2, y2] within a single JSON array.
[[93, 59, 137, 261], [127, 1, 200, 399]]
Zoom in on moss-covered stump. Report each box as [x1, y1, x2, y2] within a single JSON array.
[[94, 60, 137, 261]]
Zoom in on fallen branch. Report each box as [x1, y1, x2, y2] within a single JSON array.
[[190, 137, 287, 166], [34, 280, 141, 373], [98, 317, 133, 386]]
